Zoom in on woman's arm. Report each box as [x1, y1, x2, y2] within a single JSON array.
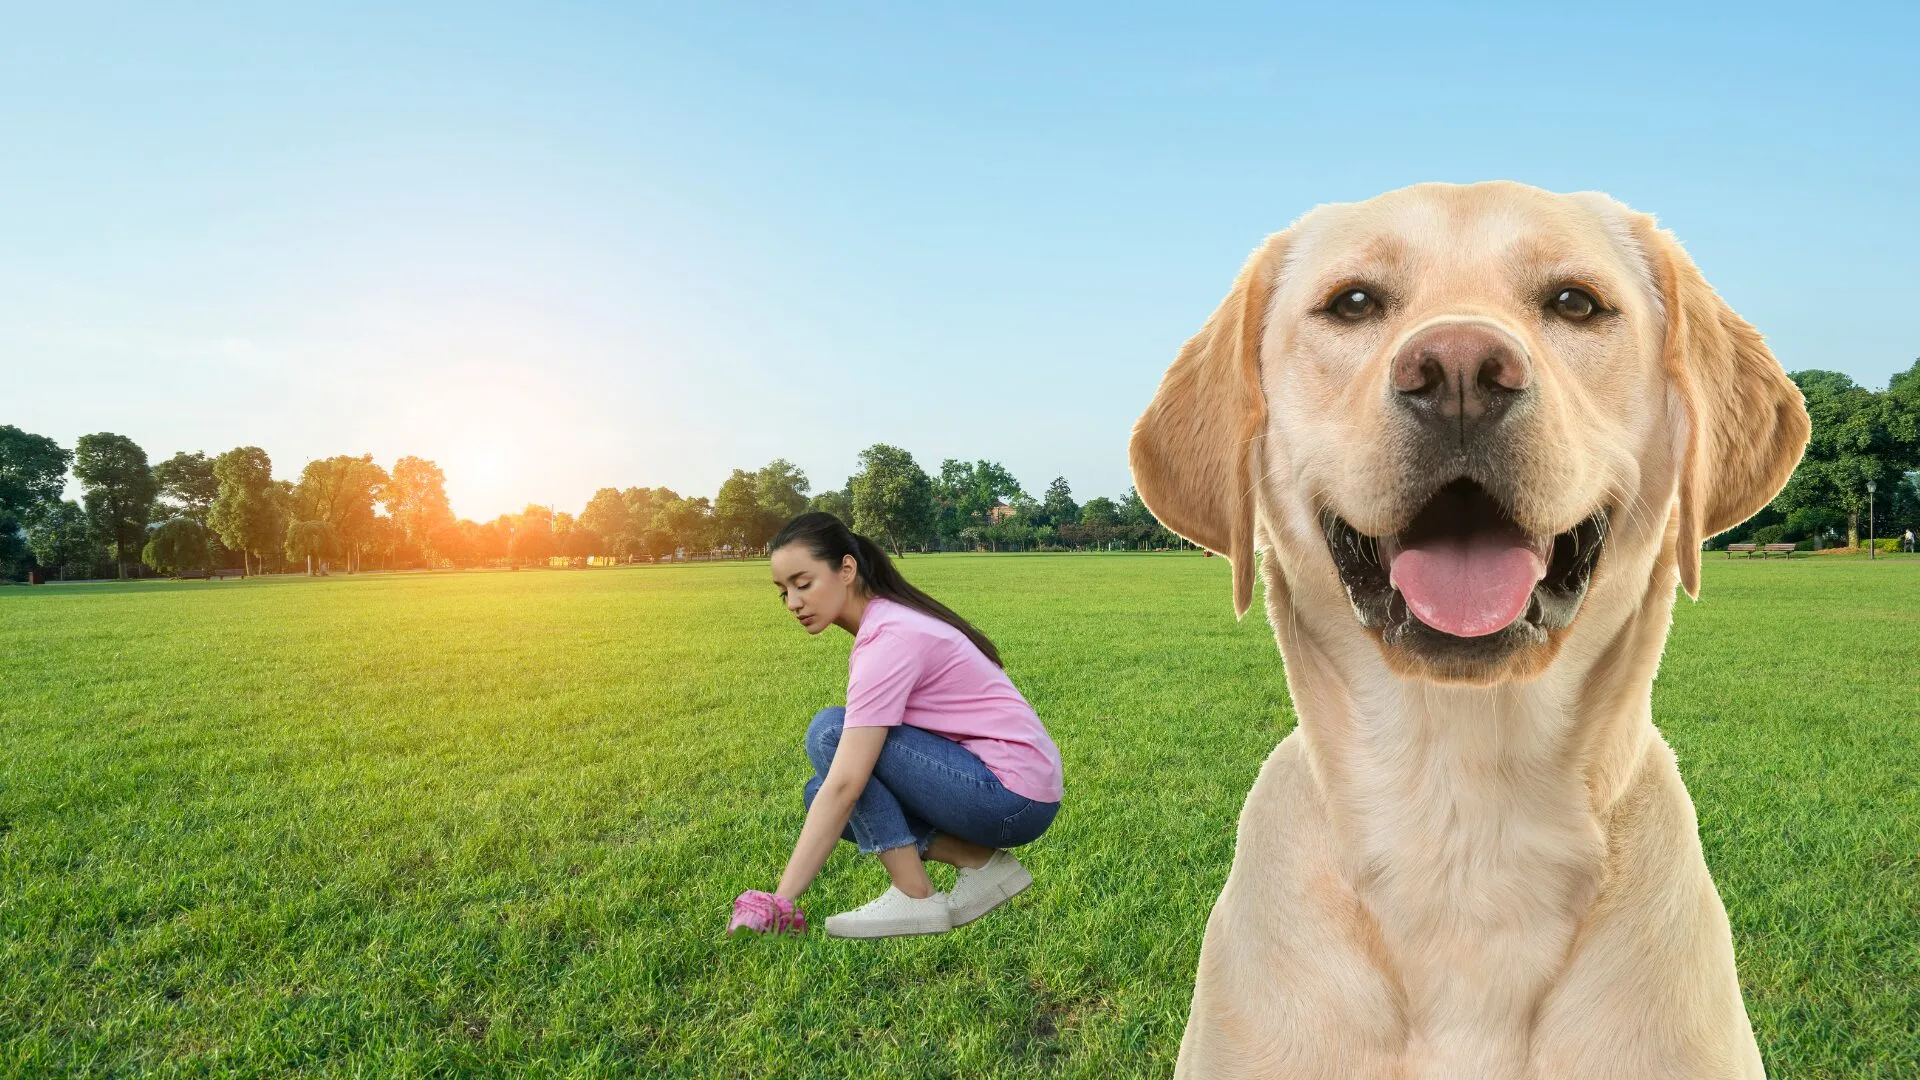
[[774, 725, 887, 901]]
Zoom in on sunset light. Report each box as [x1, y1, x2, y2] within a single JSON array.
[[3, 6, 1916, 1077]]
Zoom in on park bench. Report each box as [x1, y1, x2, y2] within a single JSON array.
[[175, 569, 211, 580], [1725, 543, 1757, 557], [1761, 543, 1798, 558], [210, 567, 246, 580]]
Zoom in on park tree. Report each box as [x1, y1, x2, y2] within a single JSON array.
[[968, 462, 1023, 523], [386, 456, 455, 568], [552, 511, 589, 559], [626, 490, 679, 557], [1781, 506, 1845, 547], [73, 432, 158, 579], [983, 496, 1038, 551], [210, 447, 288, 576], [1038, 476, 1079, 529], [851, 444, 933, 556], [622, 487, 674, 552], [713, 469, 762, 550], [430, 519, 477, 567], [362, 514, 401, 569], [563, 522, 604, 559], [292, 454, 387, 572], [933, 460, 973, 543], [478, 516, 513, 564], [974, 493, 1041, 551], [1774, 371, 1911, 547], [755, 458, 810, 540], [933, 459, 1024, 544], [807, 489, 854, 525], [1884, 358, 1920, 447], [1, 425, 71, 523], [1883, 359, 1920, 539], [654, 496, 714, 554], [339, 458, 390, 571], [1, 425, 74, 579], [1888, 472, 1920, 540], [27, 500, 103, 580], [269, 481, 295, 570], [1116, 485, 1177, 548], [142, 518, 212, 576], [510, 504, 557, 565], [1059, 495, 1122, 550], [636, 525, 675, 560], [285, 519, 339, 575], [707, 460, 811, 551], [1059, 495, 1121, 549], [619, 487, 651, 533], [153, 451, 221, 524], [0, 510, 28, 579], [580, 487, 635, 555]]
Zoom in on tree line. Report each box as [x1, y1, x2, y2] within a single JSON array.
[[1712, 363, 1920, 550], [4, 358, 1913, 582], [0, 434, 1184, 582]]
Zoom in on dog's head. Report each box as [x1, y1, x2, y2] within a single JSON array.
[[1131, 182, 1808, 685]]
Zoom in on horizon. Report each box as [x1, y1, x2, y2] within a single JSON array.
[[5, 4, 1916, 520]]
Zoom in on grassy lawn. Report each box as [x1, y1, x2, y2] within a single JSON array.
[[2, 553, 1916, 1077]]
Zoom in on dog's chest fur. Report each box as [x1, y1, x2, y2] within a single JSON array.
[[1337, 673, 1608, 1077]]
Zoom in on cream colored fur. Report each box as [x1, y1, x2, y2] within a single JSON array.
[[1130, 182, 1808, 1079]]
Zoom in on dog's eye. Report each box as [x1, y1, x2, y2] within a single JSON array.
[[1552, 288, 1598, 322], [1329, 289, 1377, 320]]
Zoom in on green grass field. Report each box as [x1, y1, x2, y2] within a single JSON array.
[[3, 554, 1916, 1078]]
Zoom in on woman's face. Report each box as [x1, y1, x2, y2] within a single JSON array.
[[770, 545, 860, 635]]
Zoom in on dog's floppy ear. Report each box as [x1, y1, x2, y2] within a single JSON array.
[[1130, 233, 1286, 618], [1636, 218, 1809, 599]]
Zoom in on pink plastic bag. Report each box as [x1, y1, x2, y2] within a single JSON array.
[[729, 890, 807, 935]]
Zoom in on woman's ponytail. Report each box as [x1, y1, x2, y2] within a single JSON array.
[[770, 512, 1003, 667]]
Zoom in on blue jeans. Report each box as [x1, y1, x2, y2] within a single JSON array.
[[802, 706, 1060, 856]]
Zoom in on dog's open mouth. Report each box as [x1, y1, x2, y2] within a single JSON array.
[[1323, 480, 1608, 658]]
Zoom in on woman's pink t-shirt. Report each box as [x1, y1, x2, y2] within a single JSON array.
[[842, 596, 1064, 803]]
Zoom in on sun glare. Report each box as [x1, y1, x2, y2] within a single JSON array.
[[442, 445, 509, 522]]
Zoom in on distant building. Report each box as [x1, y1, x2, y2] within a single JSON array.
[[988, 503, 1017, 523]]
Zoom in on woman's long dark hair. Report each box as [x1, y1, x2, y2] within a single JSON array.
[[770, 512, 1003, 667]]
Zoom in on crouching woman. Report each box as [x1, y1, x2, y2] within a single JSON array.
[[730, 513, 1063, 939]]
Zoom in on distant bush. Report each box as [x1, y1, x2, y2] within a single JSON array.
[[1785, 507, 1843, 543], [1872, 538, 1899, 553], [142, 518, 211, 576], [1750, 524, 1788, 546]]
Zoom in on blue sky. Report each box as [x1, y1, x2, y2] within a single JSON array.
[[4, 4, 1915, 520]]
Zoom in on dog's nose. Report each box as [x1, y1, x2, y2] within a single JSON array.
[[1390, 323, 1531, 434]]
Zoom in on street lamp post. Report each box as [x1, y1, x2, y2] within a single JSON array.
[[1867, 479, 1876, 561]]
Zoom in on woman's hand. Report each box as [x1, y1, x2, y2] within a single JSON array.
[[773, 726, 888, 901], [729, 889, 807, 935]]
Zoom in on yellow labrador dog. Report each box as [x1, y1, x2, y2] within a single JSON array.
[[1131, 181, 1807, 1079]]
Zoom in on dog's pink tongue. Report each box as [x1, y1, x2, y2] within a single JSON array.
[[1389, 533, 1546, 638]]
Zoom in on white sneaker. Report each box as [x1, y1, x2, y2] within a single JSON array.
[[949, 850, 1034, 926], [823, 886, 953, 939]]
